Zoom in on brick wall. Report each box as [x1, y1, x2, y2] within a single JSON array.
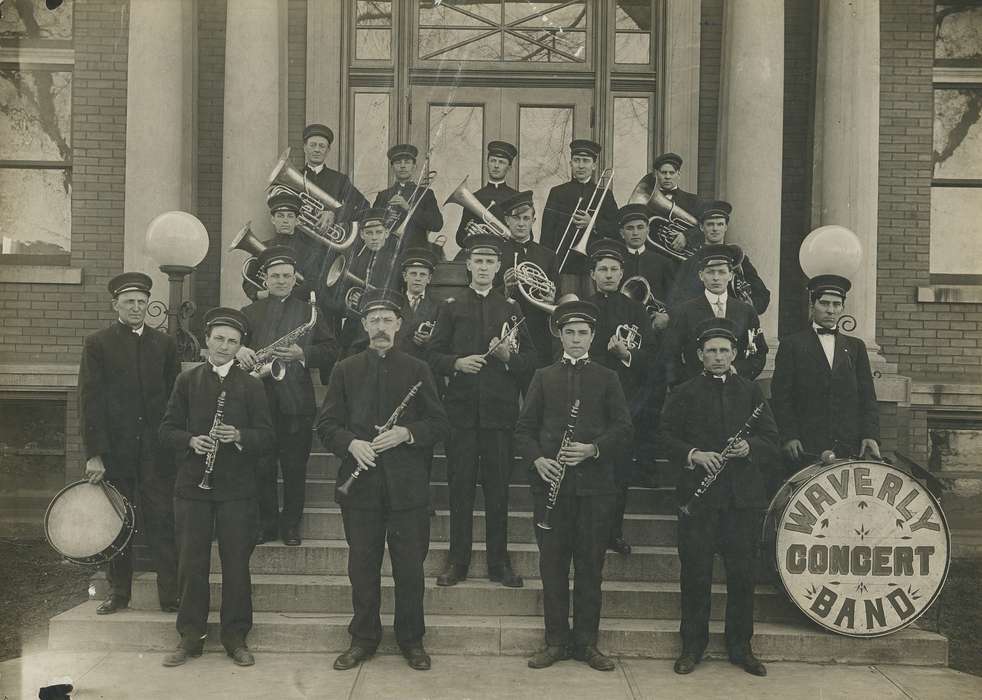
[[696, 0, 722, 198]]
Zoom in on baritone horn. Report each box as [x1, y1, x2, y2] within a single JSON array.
[[228, 221, 306, 298], [444, 176, 511, 239], [628, 178, 699, 262], [325, 254, 376, 313]]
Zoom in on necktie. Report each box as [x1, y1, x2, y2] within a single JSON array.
[[816, 327, 838, 336], [410, 296, 420, 311], [713, 298, 725, 318]]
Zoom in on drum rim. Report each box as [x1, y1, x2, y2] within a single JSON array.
[[44, 479, 136, 566], [765, 457, 951, 638]]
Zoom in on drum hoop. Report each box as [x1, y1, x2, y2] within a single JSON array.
[[44, 479, 136, 566]]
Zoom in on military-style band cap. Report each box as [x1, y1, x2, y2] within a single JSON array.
[[499, 190, 534, 217], [588, 237, 627, 266], [653, 152, 683, 170], [570, 139, 602, 159], [360, 288, 405, 317], [694, 316, 738, 346], [699, 200, 733, 222], [487, 140, 518, 162], [108, 272, 152, 298], [267, 191, 301, 214], [699, 243, 742, 270], [401, 247, 437, 271], [257, 245, 296, 271], [465, 232, 501, 257], [618, 203, 649, 227], [554, 299, 599, 329], [302, 123, 334, 144], [387, 144, 419, 162], [204, 307, 249, 336], [360, 208, 388, 226], [807, 274, 851, 301]]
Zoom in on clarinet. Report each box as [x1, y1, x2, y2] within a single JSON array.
[[337, 381, 423, 496], [198, 390, 228, 490], [536, 399, 580, 531], [679, 402, 765, 515]]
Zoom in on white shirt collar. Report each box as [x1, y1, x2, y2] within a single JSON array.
[[563, 352, 589, 365], [209, 359, 235, 378], [628, 245, 646, 255], [306, 162, 325, 174], [470, 285, 491, 297], [705, 289, 729, 305], [119, 320, 144, 335], [488, 179, 505, 186]]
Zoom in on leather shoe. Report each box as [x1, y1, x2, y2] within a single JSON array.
[[256, 528, 278, 545], [228, 646, 255, 666], [402, 645, 431, 671], [96, 596, 128, 615], [608, 537, 632, 555], [488, 564, 524, 588], [283, 526, 301, 546], [160, 603, 179, 613], [162, 645, 201, 667], [333, 645, 372, 671], [528, 645, 570, 669], [435, 563, 467, 587], [673, 654, 697, 674], [574, 646, 615, 671], [731, 652, 767, 676]]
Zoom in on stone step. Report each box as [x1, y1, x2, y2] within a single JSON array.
[[126, 572, 801, 623], [297, 508, 678, 546], [48, 601, 948, 666]]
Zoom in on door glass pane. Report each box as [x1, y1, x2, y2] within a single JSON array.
[[518, 106, 574, 230], [930, 188, 982, 274], [612, 96, 650, 205], [427, 104, 485, 260], [351, 93, 391, 200], [0, 168, 71, 255], [934, 88, 982, 179], [615, 0, 652, 64], [355, 1, 392, 60]]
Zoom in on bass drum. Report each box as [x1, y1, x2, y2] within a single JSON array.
[[44, 480, 135, 565], [763, 458, 950, 638]]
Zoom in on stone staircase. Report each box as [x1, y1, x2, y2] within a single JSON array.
[[49, 449, 949, 664]]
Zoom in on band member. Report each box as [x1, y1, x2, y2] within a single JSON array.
[[657, 317, 779, 677], [79, 272, 180, 615], [618, 203, 674, 330], [541, 139, 619, 298], [238, 246, 338, 545], [317, 288, 450, 672], [454, 140, 519, 248], [770, 274, 880, 468], [300, 123, 369, 228], [635, 152, 701, 255], [516, 299, 633, 671], [428, 233, 537, 589], [661, 245, 767, 387], [498, 190, 559, 367], [372, 144, 444, 254], [396, 248, 441, 358], [159, 308, 274, 668], [586, 239, 656, 555], [667, 201, 771, 315]]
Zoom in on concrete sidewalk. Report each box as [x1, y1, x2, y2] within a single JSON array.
[[2, 652, 980, 700]]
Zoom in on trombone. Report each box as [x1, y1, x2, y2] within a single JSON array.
[[556, 167, 615, 272], [385, 158, 438, 239], [444, 175, 511, 239]]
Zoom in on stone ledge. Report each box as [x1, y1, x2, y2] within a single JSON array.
[[0, 265, 83, 285], [912, 380, 982, 409], [917, 285, 982, 304], [0, 363, 79, 390]]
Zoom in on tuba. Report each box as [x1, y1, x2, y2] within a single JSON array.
[[556, 167, 615, 272], [628, 178, 700, 261], [228, 222, 306, 298], [444, 176, 511, 239], [325, 254, 376, 314]]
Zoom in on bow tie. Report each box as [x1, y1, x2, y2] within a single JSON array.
[[562, 358, 589, 368], [816, 327, 838, 336]]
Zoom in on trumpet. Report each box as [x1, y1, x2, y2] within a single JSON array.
[[445, 176, 511, 239], [628, 178, 699, 261], [556, 167, 615, 272], [621, 275, 669, 329], [614, 324, 642, 351], [325, 254, 377, 313]]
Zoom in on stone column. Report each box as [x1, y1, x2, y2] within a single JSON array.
[[124, 0, 195, 300], [812, 0, 881, 351], [663, 0, 701, 193], [220, 0, 288, 306], [715, 0, 784, 339]]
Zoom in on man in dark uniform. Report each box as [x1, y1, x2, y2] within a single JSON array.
[[396, 248, 441, 359], [238, 246, 338, 545], [372, 143, 444, 255], [770, 274, 880, 468], [541, 139, 619, 298], [667, 201, 771, 315], [79, 272, 180, 615], [498, 190, 559, 367], [618, 203, 674, 331], [428, 233, 537, 589], [634, 152, 701, 258], [454, 140, 519, 248], [657, 317, 779, 677], [516, 299, 633, 671], [318, 288, 450, 672], [300, 123, 369, 229], [661, 244, 768, 387], [159, 308, 274, 668], [585, 239, 656, 555]]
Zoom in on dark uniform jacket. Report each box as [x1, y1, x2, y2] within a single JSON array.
[[667, 250, 771, 315], [79, 322, 180, 479], [770, 327, 880, 457], [622, 247, 676, 306], [396, 292, 441, 359], [541, 178, 620, 274], [454, 181, 518, 248], [317, 349, 450, 511], [427, 287, 537, 429], [241, 230, 330, 303], [159, 363, 274, 501], [240, 292, 338, 415], [372, 182, 444, 252], [303, 163, 369, 225], [661, 294, 767, 386], [657, 373, 779, 509], [515, 359, 634, 496], [635, 176, 701, 220], [498, 237, 560, 366], [588, 291, 656, 417]]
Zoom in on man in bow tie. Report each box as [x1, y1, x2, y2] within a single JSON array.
[[770, 274, 880, 468]]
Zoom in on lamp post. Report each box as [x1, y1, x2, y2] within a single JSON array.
[[145, 211, 210, 360], [799, 225, 863, 331]]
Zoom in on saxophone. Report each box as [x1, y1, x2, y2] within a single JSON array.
[[246, 291, 318, 381]]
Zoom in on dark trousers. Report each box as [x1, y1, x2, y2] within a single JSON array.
[[446, 428, 512, 570], [341, 504, 430, 650], [609, 452, 637, 542], [174, 496, 256, 653], [107, 433, 178, 607], [677, 506, 761, 659], [257, 413, 313, 533], [533, 485, 616, 649]]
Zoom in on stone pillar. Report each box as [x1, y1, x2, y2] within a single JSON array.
[[716, 0, 784, 339], [812, 0, 881, 351], [124, 0, 195, 300], [663, 0, 701, 193], [220, 0, 288, 306]]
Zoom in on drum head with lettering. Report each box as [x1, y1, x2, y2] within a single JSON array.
[[770, 460, 950, 637], [45, 482, 124, 559]]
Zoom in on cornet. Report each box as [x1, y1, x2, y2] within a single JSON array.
[[445, 176, 511, 239], [614, 324, 642, 351], [416, 320, 435, 341], [556, 167, 615, 272]]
